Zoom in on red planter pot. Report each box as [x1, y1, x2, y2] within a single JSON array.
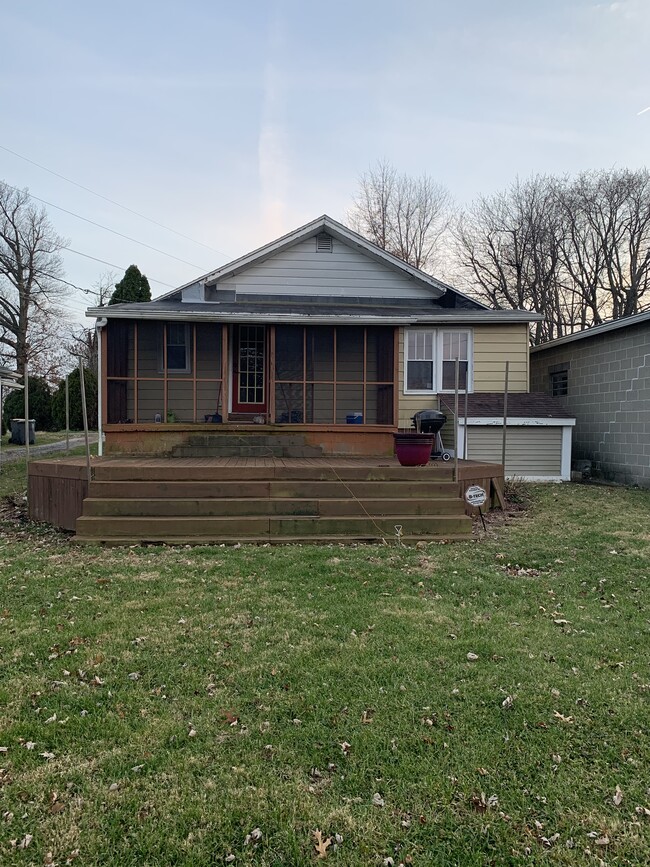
[[393, 433, 434, 467]]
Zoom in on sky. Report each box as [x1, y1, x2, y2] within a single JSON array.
[[2, 0, 650, 325]]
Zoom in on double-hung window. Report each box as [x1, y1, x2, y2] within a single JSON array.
[[405, 328, 472, 393], [163, 323, 190, 373]]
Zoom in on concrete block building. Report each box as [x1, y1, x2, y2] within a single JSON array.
[[530, 311, 650, 488]]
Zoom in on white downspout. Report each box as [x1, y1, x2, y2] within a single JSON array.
[[96, 318, 107, 456]]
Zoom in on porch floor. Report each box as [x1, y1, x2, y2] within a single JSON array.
[[28, 456, 504, 545]]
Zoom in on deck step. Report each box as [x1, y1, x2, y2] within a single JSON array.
[[91, 465, 455, 482], [87, 480, 460, 499], [75, 514, 472, 540], [81, 496, 466, 518], [171, 445, 324, 458]]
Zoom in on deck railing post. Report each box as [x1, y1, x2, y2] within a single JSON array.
[[502, 361, 509, 473], [454, 357, 459, 483], [79, 359, 92, 486], [65, 374, 70, 455]]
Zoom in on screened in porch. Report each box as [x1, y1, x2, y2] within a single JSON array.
[[103, 320, 397, 426]]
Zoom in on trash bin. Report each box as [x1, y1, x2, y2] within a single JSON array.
[[10, 418, 35, 446]]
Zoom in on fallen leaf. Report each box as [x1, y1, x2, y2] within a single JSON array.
[[501, 695, 514, 709], [18, 834, 33, 849], [595, 835, 610, 846], [372, 792, 385, 807], [553, 711, 574, 724], [313, 829, 332, 859], [467, 652, 479, 661], [340, 741, 351, 756], [244, 827, 262, 846], [613, 785, 623, 806]]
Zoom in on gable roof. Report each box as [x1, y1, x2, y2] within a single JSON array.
[[157, 214, 484, 305], [530, 309, 650, 353], [86, 214, 543, 323]]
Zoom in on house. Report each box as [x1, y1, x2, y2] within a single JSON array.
[[530, 310, 650, 488], [27, 215, 577, 545], [86, 214, 570, 474]]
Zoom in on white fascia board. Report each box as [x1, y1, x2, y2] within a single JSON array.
[[460, 417, 576, 426], [85, 308, 537, 325]]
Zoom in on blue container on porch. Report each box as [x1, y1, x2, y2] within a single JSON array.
[[346, 412, 363, 424]]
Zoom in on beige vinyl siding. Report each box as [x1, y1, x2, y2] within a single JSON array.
[[472, 325, 529, 392], [217, 236, 434, 299], [467, 426, 562, 476]]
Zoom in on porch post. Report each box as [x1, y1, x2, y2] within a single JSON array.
[[392, 327, 399, 428], [221, 324, 229, 420], [269, 326, 276, 423], [97, 320, 107, 456]]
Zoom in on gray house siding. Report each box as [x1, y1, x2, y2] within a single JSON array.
[[530, 321, 650, 487], [216, 235, 433, 299]]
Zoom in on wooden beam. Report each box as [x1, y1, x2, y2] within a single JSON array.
[[269, 325, 276, 423]]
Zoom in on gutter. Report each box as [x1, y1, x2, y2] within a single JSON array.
[[85, 309, 541, 325]]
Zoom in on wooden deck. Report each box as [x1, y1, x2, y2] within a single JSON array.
[[28, 456, 504, 544]]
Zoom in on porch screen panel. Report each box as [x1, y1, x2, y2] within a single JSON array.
[[364, 385, 394, 425], [272, 325, 395, 425], [275, 383, 304, 424], [196, 381, 223, 421], [335, 384, 364, 424], [106, 320, 133, 378], [275, 326, 304, 380], [335, 326, 364, 381], [306, 383, 334, 424], [137, 380, 164, 423], [167, 380, 194, 422], [136, 322, 163, 378], [106, 320, 134, 423], [306, 326, 334, 380]]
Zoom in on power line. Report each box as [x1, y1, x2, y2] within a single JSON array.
[[0, 141, 230, 258], [65, 248, 176, 289], [2, 181, 210, 271]]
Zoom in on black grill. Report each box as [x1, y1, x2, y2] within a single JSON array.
[[411, 410, 446, 434]]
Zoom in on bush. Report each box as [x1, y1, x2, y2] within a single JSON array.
[[2, 377, 54, 434], [51, 367, 98, 431]]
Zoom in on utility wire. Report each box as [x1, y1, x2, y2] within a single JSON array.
[[2, 181, 210, 271], [65, 248, 176, 289], [0, 142, 230, 258]]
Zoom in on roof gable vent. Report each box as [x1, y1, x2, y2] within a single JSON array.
[[316, 232, 333, 253]]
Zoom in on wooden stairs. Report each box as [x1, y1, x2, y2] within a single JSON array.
[[73, 460, 473, 545]]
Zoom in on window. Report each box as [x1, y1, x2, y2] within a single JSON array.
[[406, 330, 435, 391], [405, 328, 472, 393], [441, 331, 469, 391], [165, 323, 190, 372], [550, 369, 568, 397]]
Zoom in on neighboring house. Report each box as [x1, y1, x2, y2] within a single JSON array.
[[530, 310, 650, 488], [87, 214, 571, 477]]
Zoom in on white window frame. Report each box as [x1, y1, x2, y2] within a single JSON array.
[[404, 328, 473, 394], [158, 323, 191, 374], [438, 328, 473, 394]]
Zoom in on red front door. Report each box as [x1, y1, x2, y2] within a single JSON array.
[[231, 325, 267, 414]]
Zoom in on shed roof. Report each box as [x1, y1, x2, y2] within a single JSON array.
[[530, 309, 650, 353], [439, 392, 574, 419]]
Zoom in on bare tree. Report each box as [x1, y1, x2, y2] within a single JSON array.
[[349, 160, 452, 271], [0, 181, 70, 376], [453, 176, 569, 343], [454, 169, 650, 343]]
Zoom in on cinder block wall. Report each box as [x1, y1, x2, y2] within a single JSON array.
[[530, 322, 650, 487]]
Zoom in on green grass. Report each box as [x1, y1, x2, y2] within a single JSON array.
[[0, 482, 649, 865]]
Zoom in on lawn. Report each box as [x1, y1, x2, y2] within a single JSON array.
[[0, 472, 649, 865], [2, 432, 77, 449]]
